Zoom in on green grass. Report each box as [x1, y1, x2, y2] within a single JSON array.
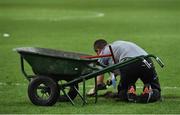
[[0, 0, 180, 114]]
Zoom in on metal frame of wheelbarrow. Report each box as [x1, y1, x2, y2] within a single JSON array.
[[59, 54, 164, 105], [19, 53, 164, 105]]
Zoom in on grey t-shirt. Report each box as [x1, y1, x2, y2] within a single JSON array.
[[99, 40, 148, 65]]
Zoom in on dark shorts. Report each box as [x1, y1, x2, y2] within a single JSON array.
[[117, 58, 161, 92]]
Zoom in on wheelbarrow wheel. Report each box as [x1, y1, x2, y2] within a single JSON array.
[[58, 80, 79, 102], [28, 76, 59, 106]]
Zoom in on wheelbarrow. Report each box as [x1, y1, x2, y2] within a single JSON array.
[[14, 47, 164, 106]]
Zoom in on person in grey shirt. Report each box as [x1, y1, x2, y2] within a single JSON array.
[[87, 39, 161, 103], [98, 40, 148, 64]]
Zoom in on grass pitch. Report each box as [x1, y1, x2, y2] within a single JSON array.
[[0, 0, 180, 114]]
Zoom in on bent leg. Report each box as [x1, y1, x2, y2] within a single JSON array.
[[137, 88, 161, 103], [117, 61, 141, 101]]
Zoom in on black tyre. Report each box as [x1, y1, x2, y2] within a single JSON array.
[[58, 80, 79, 102], [28, 76, 59, 106]]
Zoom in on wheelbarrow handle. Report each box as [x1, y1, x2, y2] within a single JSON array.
[[145, 54, 164, 68], [155, 57, 164, 68]]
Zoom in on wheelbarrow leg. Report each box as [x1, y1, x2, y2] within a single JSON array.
[[74, 86, 87, 104], [94, 76, 98, 103], [60, 87, 75, 105], [83, 78, 86, 105], [20, 56, 31, 81]]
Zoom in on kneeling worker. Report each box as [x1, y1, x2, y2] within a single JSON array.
[[87, 39, 161, 103]]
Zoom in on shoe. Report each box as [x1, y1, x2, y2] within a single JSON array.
[[86, 88, 95, 96], [86, 83, 107, 96], [142, 84, 153, 95], [138, 84, 153, 103], [97, 83, 107, 90], [127, 85, 137, 102]]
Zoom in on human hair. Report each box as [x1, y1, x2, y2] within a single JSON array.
[[93, 39, 107, 52]]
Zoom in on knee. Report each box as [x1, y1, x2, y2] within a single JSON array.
[[137, 89, 161, 103], [149, 89, 161, 102]]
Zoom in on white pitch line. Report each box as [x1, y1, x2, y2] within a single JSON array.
[[0, 82, 26, 86], [97, 13, 105, 17], [0, 82, 179, 89], [13, 12, 105, 22]]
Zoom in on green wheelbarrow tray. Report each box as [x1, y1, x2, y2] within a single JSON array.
[[15, 47, 98, 81], [14, 47, 164, 106]]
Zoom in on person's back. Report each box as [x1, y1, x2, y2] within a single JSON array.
[[101, 40, 148, 63]]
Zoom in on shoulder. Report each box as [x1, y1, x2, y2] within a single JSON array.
[[111, 40, 127, 45], [100, 45, 110, 54]]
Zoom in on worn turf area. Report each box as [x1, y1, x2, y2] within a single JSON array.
[[0, 0, 180, 114]]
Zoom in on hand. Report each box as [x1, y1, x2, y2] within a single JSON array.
[[106, 79, 112, 86]]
